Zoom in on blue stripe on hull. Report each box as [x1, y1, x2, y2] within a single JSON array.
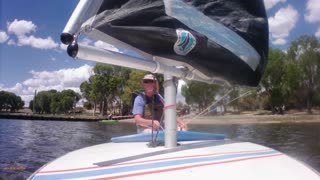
[[111, 131, 225, 143], [32, 150, 278, 179]]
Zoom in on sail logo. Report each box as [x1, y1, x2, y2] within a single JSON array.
[[174, 29, 196, 56]]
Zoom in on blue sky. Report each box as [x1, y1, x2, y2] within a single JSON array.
[[1, 0, 320, 105]]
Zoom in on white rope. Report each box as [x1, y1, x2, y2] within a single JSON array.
[[198, 90, 252, 117], [185, 88, 234, 124], [184, 89, 253, 124]]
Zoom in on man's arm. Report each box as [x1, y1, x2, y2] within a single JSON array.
[[176, 117, 188, 131], [133, 95, 161, 130], [134, 114, 160, 129]]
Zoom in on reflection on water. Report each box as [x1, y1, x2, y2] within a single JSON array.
[[0, 119, 137, 179], [0, 119, 319, 179]]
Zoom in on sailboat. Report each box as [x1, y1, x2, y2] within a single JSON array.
[[29, 0, 320, 179]]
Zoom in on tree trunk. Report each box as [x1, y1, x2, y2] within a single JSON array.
[[307, 96, 313, 114], [93, 103, 96, 116], [223, 104, 227, 113], [307, 88, 314, 114], [101, 99, 105, 116]]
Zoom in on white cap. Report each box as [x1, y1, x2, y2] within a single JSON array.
[[142, 74, 157, 80]]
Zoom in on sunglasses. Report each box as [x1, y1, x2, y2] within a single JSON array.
[[143, 80, 155, 84]]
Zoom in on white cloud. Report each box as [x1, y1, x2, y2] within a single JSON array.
[[0, 31, 9, 43], [17, 35, 58, 49], [305, 0, 320, 23], [60, 43, 68, 50], [7, 19, 36, 36], [2, 65, 94, 106], [268, 5, 299, 45], [272, 38, 287, 45], [7, 39, 16, 45], [5, 83, 24, 93], [7, 19, 58, 49], [263, 0, 287, 10], [305, 0, 320, 38]]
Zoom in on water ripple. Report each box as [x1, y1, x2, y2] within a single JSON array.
[[1, 119, 319, 179]]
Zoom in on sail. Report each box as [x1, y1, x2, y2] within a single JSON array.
[[62, 0, 268, 86]]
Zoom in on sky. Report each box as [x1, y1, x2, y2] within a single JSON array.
[[1, 0, 320, 106]]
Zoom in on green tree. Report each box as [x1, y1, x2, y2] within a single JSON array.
[[0, 91, 24, 112], [33, 89, 80, 114], [80, 63, 127, 116], [261, 48, 286, 112], [80, 77, 100, 116], [36, 91, 55, 113], [229, 87, 240, 113], [105, 65, 131, 115], [314, 90, 320, 106], [59, 89, 81, 113], [287, 35, 320, 113], [121, 70, 145, 115], [181, 81, 221, 112], [281, 60, 304, 109]]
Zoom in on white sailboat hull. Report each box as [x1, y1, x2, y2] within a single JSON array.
[[30, 140, 319, 180]]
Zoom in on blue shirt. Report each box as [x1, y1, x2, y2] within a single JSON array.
[[132, 93, 164, 116]]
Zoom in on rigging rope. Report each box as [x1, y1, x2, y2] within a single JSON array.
[[185, 88, 234, 124], [150, 74, 157, 144], [197, 90, 252, 117], [184, 88, 254, 125]]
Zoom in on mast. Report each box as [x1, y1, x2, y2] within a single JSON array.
[[164, 74, 177, 148]]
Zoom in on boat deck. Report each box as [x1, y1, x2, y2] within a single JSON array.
[[29, 139, 320, 179]]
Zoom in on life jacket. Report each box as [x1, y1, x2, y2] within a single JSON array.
[[143, 97, 164, 122], [133, 91, 164, 122]]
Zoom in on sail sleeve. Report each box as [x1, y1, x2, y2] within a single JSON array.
[[63, 0, 268, 86]]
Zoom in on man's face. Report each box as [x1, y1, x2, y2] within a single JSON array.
[[143, 79, 156, 95]]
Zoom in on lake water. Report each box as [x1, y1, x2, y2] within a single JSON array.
[[0, 119, 319, 179]]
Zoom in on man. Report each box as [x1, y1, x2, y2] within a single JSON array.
[[132, 74, 187, 133]]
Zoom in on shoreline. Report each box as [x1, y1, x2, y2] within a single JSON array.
[[1, 111, 320, 125], [0, 113, 101, 121], [185, 113, 320, 125], [0, 113, 133, 122]]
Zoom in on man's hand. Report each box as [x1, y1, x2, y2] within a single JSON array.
[[177, 120, 188, 131], [151, 120, 161, 130]]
